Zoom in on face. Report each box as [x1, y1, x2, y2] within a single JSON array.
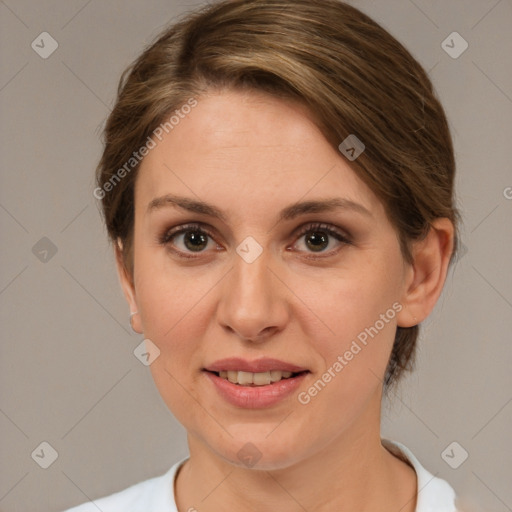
[[121, 89, 416, 470]]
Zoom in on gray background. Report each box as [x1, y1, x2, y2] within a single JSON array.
[[0, 1, 511, 511]]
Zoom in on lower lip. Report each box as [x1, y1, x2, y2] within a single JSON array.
[[203, 371, 309, 408]]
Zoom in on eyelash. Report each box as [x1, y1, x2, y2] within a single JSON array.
[[158, 222, 352, 260]]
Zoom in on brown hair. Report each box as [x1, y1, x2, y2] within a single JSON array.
[[95, 0, 460, 390]]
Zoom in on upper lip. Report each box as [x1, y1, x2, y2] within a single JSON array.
[[204, 357, 309, 373]]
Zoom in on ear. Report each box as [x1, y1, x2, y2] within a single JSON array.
[[114, 239, 143, 334], [396, 218, 455, 328]]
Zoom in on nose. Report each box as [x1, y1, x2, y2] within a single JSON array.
[[216, 247, 289, 343]]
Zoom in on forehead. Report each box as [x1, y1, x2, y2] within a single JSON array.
[[135, 89, 383, 220]]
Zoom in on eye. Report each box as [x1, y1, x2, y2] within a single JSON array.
[[158, 223, 219, 259], [291, 222, 352, 257], [159, 221, 352, 260]]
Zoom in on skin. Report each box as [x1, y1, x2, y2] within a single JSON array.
[[116, 88, 454, 512]]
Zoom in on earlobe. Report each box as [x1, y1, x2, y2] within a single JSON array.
[[396, 218, 454, 328], [114, 239, 143, 334]]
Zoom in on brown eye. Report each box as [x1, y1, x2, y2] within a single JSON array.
[[293, 223, 352, 256], [180, 230, 209, 252], [303, 231, 329, 252], [159, 223, 218, 258]]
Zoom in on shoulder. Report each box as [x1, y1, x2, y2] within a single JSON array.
[[382, 439, 457, 512], [61, 458, 188, 512]]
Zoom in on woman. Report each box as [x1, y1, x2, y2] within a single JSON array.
[[65, 0, 461, 510]]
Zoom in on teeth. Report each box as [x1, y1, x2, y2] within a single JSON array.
[[218, 370, 294, 386]]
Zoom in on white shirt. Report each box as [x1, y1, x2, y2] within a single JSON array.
[[62, 439, 457, 512]]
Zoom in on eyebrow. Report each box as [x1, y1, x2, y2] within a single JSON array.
[[147, 193, 373, 222]]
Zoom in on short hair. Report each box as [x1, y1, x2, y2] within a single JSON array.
[[95, 0, 460, 390]]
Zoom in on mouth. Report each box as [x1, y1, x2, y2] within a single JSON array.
[[202, 366, 310, 408], [204, 369, 309, 387]]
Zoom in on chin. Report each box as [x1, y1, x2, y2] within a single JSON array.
[[213, 434, 307, 471]]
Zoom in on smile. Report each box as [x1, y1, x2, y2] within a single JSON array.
[[203, 369, 310, 408], [212, 370, 304, 386]]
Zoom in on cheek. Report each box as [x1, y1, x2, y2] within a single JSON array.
[[295, 282, 399, 430], [133, 256, 218, 400], [134, 242, 213, 340], [139, 271, 211, 419], [306, 256, 403, 387], [138, 281, 212, 371]]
